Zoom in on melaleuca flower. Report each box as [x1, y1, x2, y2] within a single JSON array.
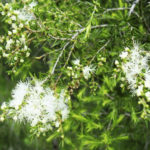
[[119, 51, 128, 59], [29, 1, 37, 9], [0, 79, 70, 135], [83, 65, 95, 79], [144, 70, 150, 89], [136, 85, 143, 96], [0, 2, 34, 73], [16, 1, 37, 23], [118, 43, 150, 118], [120, 45, 149, 92], [72, 59, 80, 66], [145, 92, 150, 101]]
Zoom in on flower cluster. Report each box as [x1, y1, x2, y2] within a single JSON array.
[[65, 59, 98, 95], [0, 79, 70, 135], [0, 2, 37, 74], [15, 1, 37, 23], [67, 59, 96, 80], [115, 44, 150, 118]]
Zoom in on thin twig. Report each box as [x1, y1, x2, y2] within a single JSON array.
[[128, 0, 140, 17], [89, 40, 110, 64], [51, 24, 111, 74], [103, 7, 130, 14], [51, 28, 85, 75], [48, 34, 70, 41], [74, 24, 109, 32], [54, 43, 75, 87]]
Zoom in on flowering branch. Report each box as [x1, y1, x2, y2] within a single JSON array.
[[51, 24, 110, 75]]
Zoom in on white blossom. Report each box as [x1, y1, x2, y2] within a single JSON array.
[[9, 81, 29, 109], [120, 44, 150, 117], [6, 39, 13, 50], [0, 116, 4, 122], [12, 29, 17, 34], [20, 59, 24, 63], [83, 65, 95, 79], [12, 23, 17, 29], [11, 15, 16, 21], [17, 9, 35, 22], [1, 79, 70, 134], [136, 85, 143, 96], [144, 70, 150, 89], [125, 47, 130, 51], [29, 2, 37, 9], [19, 23, 24, 28], [119, 51, 128, 59], [121, 44, 149, 93], [3, 53, 9, 57], [16, 2, 37, 23], [26, 52, 30, 57], [73, 59, 80, 66], [115, 60, 119, 65], [145, 92, 150, 101], [8, 31, 12, 35], [20, 35, 26, 44], [1, 102, 7, 110]]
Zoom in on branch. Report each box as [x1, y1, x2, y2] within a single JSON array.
[[51, 24, 113, 75], [103, 7, 130, 14], [128, 0, 140, 17], [54, 43, 75, 87], [51, 28, 85, 75], [89, 40, 110, 64], [51, 25, 112, 74], [48, 34, 70, 41]]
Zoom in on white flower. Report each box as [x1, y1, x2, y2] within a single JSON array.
[[1, 102, 7, 110], [55, 121, 60, 127], [19, 23, 24, 28], [125, 47, 130, 51], [20, 59, 24, 63], [1, 79, 70, 134], [115, 60, 119, 65], [11, 15, 16, 21], [83, 65, 95, 79], [14, 57, 17, 60], [29, 2, 37, 9], [6, 39, 13, 50], [12, 23, 17, 29], [20, 35, 26, 44], [3, 53, 9, 57], [121, 44, 149, 93], [14, 10, 19, 15], [0, 116, 4, 122], [8, 31, 12, 35], [120, 51, 128, 59], [144, 71, 150, 89], [1, 11, 5, 16], [73, 59, 80, 66], [13, 116, 17, 121], [9, 81, 29, 109], [26, 52, 30, 57], [136, 85, 143, 96], [145, 92, 150, 101], [24, 45, 28, 51], [17, 7, 36, 22], [12, 29, 17, 34]]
